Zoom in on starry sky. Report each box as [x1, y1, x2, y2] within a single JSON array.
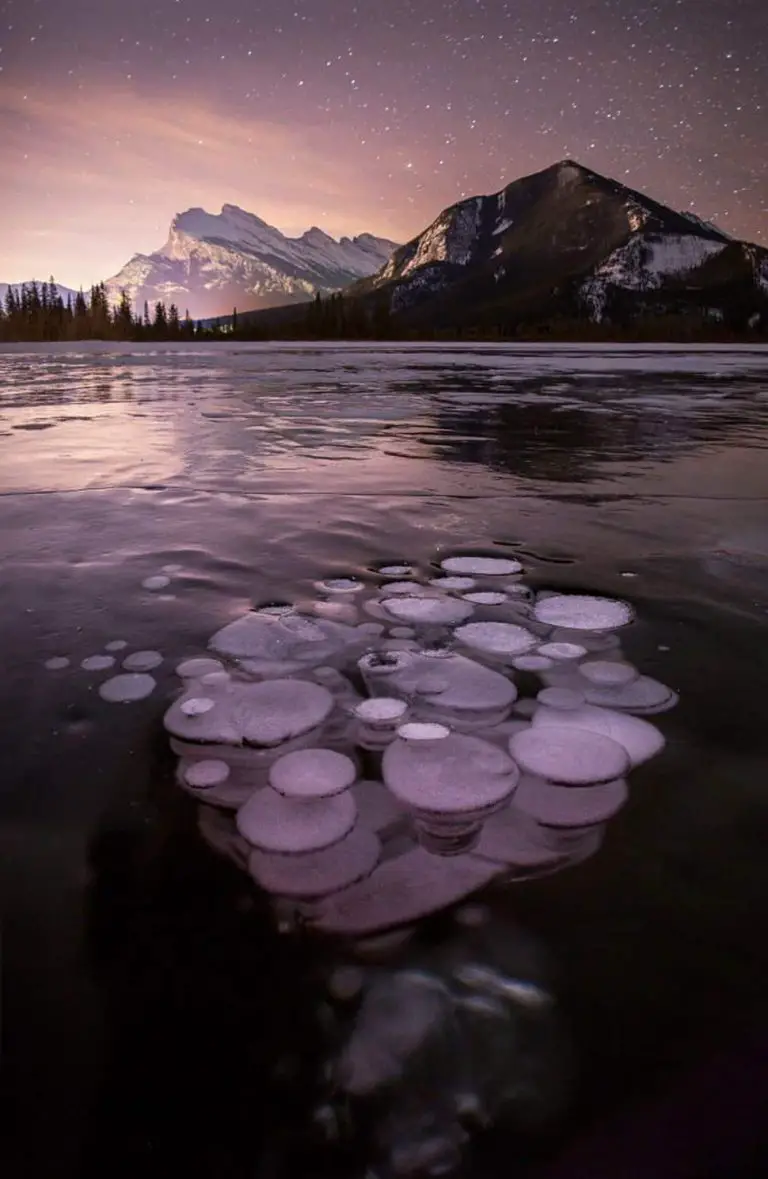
[[1, 0, 766, 287]]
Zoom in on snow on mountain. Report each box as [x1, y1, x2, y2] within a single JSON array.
[[355, 160, 766, 328], [105, 204, 399, 318], [580, 233, 729, 321]]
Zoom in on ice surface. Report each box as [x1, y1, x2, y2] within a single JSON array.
[[532, 703, 665, 766], [269, 747, 357, 798], [81, 654, 115, 671], [509, 726, 629, 785], [123, 649, 163, 671], [309, 845, 500, 934], [248, 827, 380, 898], [455, 621, 537, 657], [236, 786, 357, 852], [99, 673, 156, 702], [533, 594, 634, 631], [441, 556, 523, 576]]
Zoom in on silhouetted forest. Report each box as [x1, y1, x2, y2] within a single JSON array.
[[0, 280, 222, 342], [2, 281, 766, 344]]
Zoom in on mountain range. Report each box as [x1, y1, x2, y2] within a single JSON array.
[[104, 206, 398, 318], [5, 161, 767, 332], [342, 160, 768, 332]]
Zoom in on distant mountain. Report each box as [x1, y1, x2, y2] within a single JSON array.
[[104, 205, 399, 318], [347, 160, 768, 332], [0, 280, 80, 305]]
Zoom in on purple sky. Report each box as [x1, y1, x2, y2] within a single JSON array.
[[1, 0, 766, 286]]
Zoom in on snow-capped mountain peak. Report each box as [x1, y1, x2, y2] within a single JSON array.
[[106, 204, 399, 317]]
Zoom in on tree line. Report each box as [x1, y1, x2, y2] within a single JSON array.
[[0, 279, 226, 342]]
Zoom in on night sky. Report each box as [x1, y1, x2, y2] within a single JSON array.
[[2, 0, 766, 286]]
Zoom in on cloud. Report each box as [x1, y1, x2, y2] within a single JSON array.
[[1, 82, 417, 283]]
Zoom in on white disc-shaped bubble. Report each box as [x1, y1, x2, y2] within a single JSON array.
[[538, 641, 587, 661], [81, 654, 116, 671], [440, 556, 523, 576], [397, 721, 450, 743], [99, 673, 156, 702], [183, 759, 231, 789], [537, 687, 585, 711], [455, 620, 537, 657], [512, 655, 554, 672], [176, 656, 224, 679], [123, 650, 163, 671], [180, 696, 215, 717], [583, 675, 678, 714], [509, 726, 629, 785], [461, 591, 509, 605], [532, 703, 665, 767], [237, 788, 356, 853], [269, 748, 357, 799], [104, 640, 128, 652], [514, 775, 628, 828], [429, 576, 477, 592], [354, 697, 408, 723], [315, 577, 364, 595], [248, 827, 380, 898], [142, 574, 171, 591], [44, 656, 70, 670], [381, 595, 474, 626], [378, 564, 415, 578], [533, 594, 634, 631], [579, 660, 638, 687]]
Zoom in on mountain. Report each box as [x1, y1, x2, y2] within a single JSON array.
[[1, 281, 80, 305], [104, 205, 399, 318], [348, 160, 768, 332]]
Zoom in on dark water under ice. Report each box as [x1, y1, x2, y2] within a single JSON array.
[[2, 342, 768, 1178]]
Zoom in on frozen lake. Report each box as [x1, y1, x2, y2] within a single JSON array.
[[2, 341, 768, 1178]]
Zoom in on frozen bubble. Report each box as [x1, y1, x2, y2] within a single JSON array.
[[104, 640, 128, 652], [142, 574, 171, 591], [378, 564, 415, 578], [533, 594, 634, 631], [512, 654, 554, 672], [441, 556, 523, 576], [550, 627, 621, 653], [123, 649, 163, 671], [583, 675, 678, 715], [355, 697, 408, 723], [356, 621, 386, 636], [44, 656, 70, 670], [455, 620, 537, 657], [537, 687, 585, 710], [514, 775, 628, 829], [533, 703, 665, 767], [461, 591, 509, 605], [201, 670, 231, 687], [413, 672, 450, 694], [99, 673, 156, 702], [249, 827, 380, 899], [513, 698, 539, 718], [390, 626, 415, 639], [269, 748, 357, 798], [237, 787, 357, 853], [380, 581, 432, 596], [183, 759, 231, 789], [81, 654, 116, 671], [509, 725, 629, 785], [180, 696, 215, 717], [429, 576, 477, 592], [315, 577, 364, 595], [580, 660, 638, 687], [328, 965, 365, 1001], [161, 563, 183, 574], [397, 721, 451, 743], [176, 656, 224, 678], [538, 641, 587, 661], [255, 602, 294, 616], [381, 595, 474, 626]]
